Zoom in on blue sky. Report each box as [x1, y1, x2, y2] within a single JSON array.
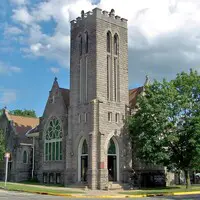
[[1, 0, 200, 117], [0, 0, 71, 116]]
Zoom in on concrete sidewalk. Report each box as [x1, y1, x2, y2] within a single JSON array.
[[2, 183, 200, 198]]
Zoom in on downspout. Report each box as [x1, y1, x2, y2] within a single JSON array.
[[32, 137, 35, 179]]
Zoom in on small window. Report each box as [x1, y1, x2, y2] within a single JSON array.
[[43, 173, 47, 183], [49, 173, 54, 184], [79, 35, 82, 56], [85, 32, 88, 53], [114, 34, 118, 55], [84, 113, 87, 123], [115, 113, 119, 123], [108, 112, 112, 122], [56, 173, 61, 184], [107, 31, 111, 53], [78, 114, 81, 123], [23, 151, 28, 164]]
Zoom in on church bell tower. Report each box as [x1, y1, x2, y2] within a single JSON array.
[[68, 8, 130, 189]]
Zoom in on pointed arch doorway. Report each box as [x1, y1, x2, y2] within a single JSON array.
[[78, 138, 88, 182], [107, 137, 119, 182]]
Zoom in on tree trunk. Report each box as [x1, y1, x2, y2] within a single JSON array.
[[184, 170, 191, 189]]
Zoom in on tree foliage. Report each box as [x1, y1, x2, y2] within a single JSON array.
[[9, 109, 37, 118], [0, 129, 5, 161], [128, 69, 200, 188]]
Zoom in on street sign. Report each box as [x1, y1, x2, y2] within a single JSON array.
[[4, 152, 10, 187], [4, 153, 10, 159]]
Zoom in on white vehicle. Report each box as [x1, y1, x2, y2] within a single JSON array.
[[195, 173, 200, 178]]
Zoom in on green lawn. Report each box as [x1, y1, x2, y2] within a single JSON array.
[[20, 180, 64, 187], [0, 182, 84, 195], [120, 185, 200, 195]]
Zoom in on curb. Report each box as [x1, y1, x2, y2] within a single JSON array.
[[1, 187, 200, 198], [123, 191, 200, 199]]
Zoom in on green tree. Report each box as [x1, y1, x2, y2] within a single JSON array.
[[0, 109, 3, 116], [0, 129, 5, 161], [128, 69, 200, 189], [9, 109, 37, 118]]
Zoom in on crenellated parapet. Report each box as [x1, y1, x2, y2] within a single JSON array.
[[70, 7, 128, 29]]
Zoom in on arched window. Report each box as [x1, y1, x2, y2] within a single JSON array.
[[107, 31, 111, 53], [80, 139, 88, 182], [79, 35, 82, 56], [107, 137, 117, 181], [23, 151, 28, 163], [113, 33, 119, 101], [44, 117, 63, 161], [82, 140, 88, 154], [108, 138, 116, 154], [114, 34, 118, 55], [85, 32, 88, 53]]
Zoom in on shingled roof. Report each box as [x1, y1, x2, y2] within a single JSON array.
[[129, 86, 144, 109], [5, 111, 39, 144], [129, 76, 150, 109]]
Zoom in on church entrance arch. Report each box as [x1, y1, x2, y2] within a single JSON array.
[[107, 137, 119, 182], [78, 138, 88, 182]]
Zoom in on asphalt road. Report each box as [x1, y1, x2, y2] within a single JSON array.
[[0, 190, 200, 199], [155, 195, 200, 199]]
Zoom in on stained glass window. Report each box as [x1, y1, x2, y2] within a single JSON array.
[[108, 138, 116, 154], [82, 140, 88, 154], [85, 32, 88, 53], [107, 31, 111, 53], [23, 151, 28, 163], [79, 35, 82, 56], [44, 118, 62, 161], [114, 34, 118, 55]]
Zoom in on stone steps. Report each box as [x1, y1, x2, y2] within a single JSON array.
[[108, 182, 123, 190], [68, 182, 125, 190]]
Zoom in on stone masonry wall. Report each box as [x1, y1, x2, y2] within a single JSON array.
[[69, 7, 131, 189]]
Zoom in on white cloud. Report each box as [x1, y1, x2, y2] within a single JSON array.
[[10, 66, 22, 73], [12, 0, 94, 67], [30, 43, 42, 53], [12, 7, 33, 24], [0, 61, 22, 75], [9, 0, 200, 84], [0, 89, 17, 105], [50, 67, 60, 74]]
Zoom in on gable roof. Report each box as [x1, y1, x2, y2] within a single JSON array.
[[60, 88, 70, 108], [26, 124, 39, 137], [129, 86, 144, 108], [5, 111, 39, 144]]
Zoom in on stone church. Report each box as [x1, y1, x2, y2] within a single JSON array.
[[0, 8, 173, 189]]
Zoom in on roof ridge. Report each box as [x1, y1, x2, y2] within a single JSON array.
[[129, 86, 143, 91], [8, 114, 39, 119], [59, 87, 69, 90]]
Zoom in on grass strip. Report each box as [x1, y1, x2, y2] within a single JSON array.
[[0, 182, 83, 194], [120, 185, 200, 195]]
